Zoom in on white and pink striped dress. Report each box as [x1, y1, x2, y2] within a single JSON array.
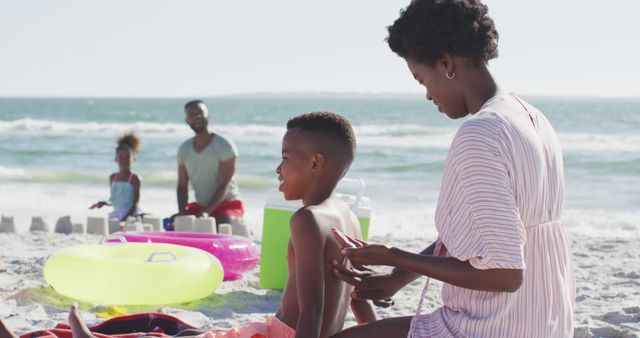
[[409, 94, 575, 337]]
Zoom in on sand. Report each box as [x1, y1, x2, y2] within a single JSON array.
[[0, 229, 638, 337]]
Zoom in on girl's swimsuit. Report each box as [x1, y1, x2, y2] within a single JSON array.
[[109, 173, 135, 220]]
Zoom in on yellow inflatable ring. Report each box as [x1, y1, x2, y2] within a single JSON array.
[[44, 243, 224, 305]]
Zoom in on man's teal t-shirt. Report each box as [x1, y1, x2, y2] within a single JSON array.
[[177, 134, 240, 205]]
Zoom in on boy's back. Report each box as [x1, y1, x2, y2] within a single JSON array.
[[274, 112, 372, 337], [277, 197, 362, 337]]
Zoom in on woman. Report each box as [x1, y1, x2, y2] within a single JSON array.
[[331, 0, 575, 337]]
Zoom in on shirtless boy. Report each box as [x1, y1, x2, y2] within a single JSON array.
[[273, 111, 374, 337]]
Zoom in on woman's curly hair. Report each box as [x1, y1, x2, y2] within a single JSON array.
[[387, 0, 499, 66], [116, 132, 140, 152]]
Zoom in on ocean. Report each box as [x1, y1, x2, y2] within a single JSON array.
[[1, 95, 638, 238]]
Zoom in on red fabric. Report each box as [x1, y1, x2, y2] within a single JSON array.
[[20, 329, 165, 338], [19, 313, 196, 338], [184, 200, 244, 218]]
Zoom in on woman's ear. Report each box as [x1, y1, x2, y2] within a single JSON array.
[[311, 152, 326, 171], [439, 52, 454, 76]]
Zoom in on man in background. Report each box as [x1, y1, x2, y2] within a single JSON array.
[[174, 100, 244, 230]]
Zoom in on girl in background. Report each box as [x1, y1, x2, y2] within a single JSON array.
[[91, 132, 141, 222]]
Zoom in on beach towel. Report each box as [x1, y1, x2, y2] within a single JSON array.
[[19, 313, 294, 338], [19, 312, 195, 338]]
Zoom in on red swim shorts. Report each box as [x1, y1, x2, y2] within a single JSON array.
[[184, 200, 244, 219]]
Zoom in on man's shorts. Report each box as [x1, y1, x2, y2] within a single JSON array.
[[184, 200, 244, 219]]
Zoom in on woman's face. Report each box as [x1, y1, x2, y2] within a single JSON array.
[[405, 58, 468, 119]]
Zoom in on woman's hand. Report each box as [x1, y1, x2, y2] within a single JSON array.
[[332, 227, 365, 249], [331, 228, 403, 304], [331, 261, 402, 304], [342, 243, 393, 267], [331, 228, 392, 267]]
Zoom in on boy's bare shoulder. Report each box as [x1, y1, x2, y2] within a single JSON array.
[[289, 206, 329, 233], [289, 208, 324, 253], [291, 198, 357, 233], [289, 199, 360, 259], [290, 207, 319, 228]]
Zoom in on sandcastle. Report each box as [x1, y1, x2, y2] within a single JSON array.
[[0, 215, 16, 233], [0, 213, 249, 236], [30, 217, 49, 232], [54, 216, 73, 234]]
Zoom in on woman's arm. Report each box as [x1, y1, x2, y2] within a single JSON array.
[[344, 243, 523, 292], [332, 229, 440, 301], [387, 240, 438, 286], [176, 164, 189, 215]]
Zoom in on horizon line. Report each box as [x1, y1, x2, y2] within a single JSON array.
[[0, 91, 639, 100]]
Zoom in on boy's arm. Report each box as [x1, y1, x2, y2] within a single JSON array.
[[290, 209, 325, 338], [350, 299, 376, 324]]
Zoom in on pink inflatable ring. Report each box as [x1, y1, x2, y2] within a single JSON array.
[[108, 231, 259, 281]]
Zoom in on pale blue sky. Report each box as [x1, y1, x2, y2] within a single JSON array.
[[1, 0, 638, 97]]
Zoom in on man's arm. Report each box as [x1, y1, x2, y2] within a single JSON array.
[[177, 164, 189, 214], [290, 209, 325, 338], [204, 156, 235, 213]]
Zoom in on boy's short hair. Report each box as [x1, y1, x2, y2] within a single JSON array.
[[184, 99, 205, 111], [286, 112, 356, 161]]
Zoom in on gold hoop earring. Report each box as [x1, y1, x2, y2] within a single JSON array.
[[445, 72, 455, 80]]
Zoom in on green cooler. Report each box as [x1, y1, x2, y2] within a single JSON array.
[[259, 178, 371, 290]]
